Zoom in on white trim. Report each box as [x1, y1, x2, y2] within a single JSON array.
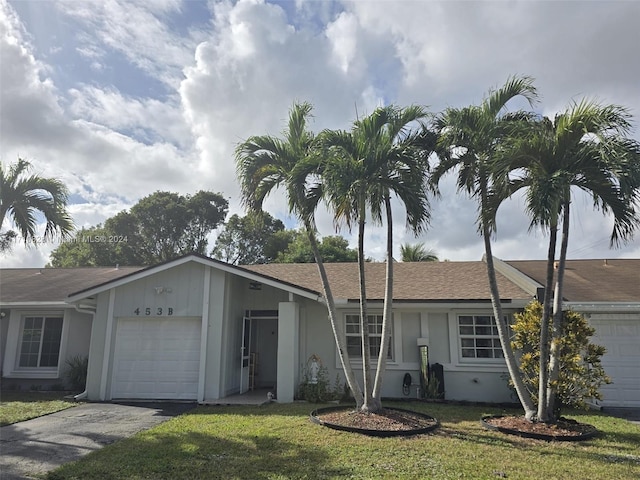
[[100, 289, 116, 400], [566, 302, 640, 312], [67, 255, 323, 304], [0, 302, 72, 307], [198, 267, 211, 402], [489, 257, 542, 295]]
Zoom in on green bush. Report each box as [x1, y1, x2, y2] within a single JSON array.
[[510, 301, 611, 415], [65, 355, 88, 391], [296, 366, 344, 403]]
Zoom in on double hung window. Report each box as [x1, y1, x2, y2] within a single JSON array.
[[458, 315, 504, 359], [19, 316, 64, 368], [345, 314, 392, 359]]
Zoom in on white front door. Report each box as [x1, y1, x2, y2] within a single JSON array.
[[239, 317, 251, 394]]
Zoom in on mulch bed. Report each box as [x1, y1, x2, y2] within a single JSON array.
[[317, 407, 437, 431], [482, 415, 598, 441]]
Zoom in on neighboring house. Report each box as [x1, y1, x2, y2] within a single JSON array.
[[496, 258, 640, 408], [1, 255, 638, 407], [0, 266, 142, 389]]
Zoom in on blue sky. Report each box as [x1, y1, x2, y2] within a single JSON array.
[[2, 0, 640, 267]]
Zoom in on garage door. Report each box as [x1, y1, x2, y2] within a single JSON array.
[[591, 315, 640, 407], [111, 317, 201, 400]]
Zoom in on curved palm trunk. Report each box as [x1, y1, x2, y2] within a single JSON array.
[[304, 220, 364, 407], [481, 188, 536, 420], [358, 213, 374, 412], [547, 202, 570, 420], [538, 219, 558, 422], [372, 195, 393, 412]]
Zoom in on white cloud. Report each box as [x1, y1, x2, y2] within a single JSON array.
[[1, 0, 639, 268]]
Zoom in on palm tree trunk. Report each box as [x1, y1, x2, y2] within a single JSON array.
[[358, 214, 374, 412], [304, 220, 364, 407], [546, 202, 570, 420], [481, 189, 536, 420], [372, 195, 393, 412], [537, 219, 558, 422]]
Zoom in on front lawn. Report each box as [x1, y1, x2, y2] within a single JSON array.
[[46, 401, 639, 480], [0, 390, 78, 426]]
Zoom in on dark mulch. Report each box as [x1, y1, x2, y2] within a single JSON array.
[[484, 415, 596, 438], [316, 407, 437, 431]]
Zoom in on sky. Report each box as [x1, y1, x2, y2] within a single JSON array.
[[1, 0, 640, 268]]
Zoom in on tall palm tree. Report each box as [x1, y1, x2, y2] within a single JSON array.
[[235, 102, 364, 407], [0, 158, 74, 250], [400, 243, 438, 262], [431, 76, 538, 420], [495, 100, 640, 421], [320, 105, 434, 412]]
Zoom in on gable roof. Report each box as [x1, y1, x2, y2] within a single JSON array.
[[0, 267, 143, 304], [65, 254, 322, 303], [506, 259, 640, 303], [245, 261, 532, 302]]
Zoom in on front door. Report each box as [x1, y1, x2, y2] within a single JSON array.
[[239, 310, 279, 394]]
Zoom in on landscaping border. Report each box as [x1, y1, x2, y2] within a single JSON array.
[[481, 415, 598, 441], [310, 405, 439, 437]]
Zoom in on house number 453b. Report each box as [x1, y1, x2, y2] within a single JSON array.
[[134, 307, 174, 316]]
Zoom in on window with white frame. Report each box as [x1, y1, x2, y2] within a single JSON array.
[[345, 314, 393, 359], [458, 315, 504, 359], [19, 316, 64, 368]]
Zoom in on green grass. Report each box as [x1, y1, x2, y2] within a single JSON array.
[[46, 401, 639, 480], [0, 390, 78, 426]]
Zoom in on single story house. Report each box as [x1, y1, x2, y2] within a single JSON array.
[[1, 254, 638, 407]]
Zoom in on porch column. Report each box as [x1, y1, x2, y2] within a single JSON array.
[[277, 301, 299, 402]]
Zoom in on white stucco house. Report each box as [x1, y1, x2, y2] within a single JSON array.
[[1, 254, 638, 407]]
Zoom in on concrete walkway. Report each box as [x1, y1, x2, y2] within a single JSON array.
[[0, 402, 195, 480]]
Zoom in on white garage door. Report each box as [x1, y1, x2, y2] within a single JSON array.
[[111, 317, 201, 400], [591, 315, 640, 407]]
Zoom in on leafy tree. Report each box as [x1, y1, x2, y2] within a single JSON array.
[[212, 211, 287, 264], [1, 158, 74, 250], [49, 190, 227, 266], [236, 101, 365, 407], [276, 232, 358, 263], [496, 100, 640, 421], [320, 105, 434, 412], [432, 76, 539, 420], [510, 301, 611, 417], [400, 243, 438, 262]]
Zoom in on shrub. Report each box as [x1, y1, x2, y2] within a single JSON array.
[[510, 301, 611, 415], [65, 355, 88, 391]]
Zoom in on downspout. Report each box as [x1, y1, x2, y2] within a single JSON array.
[[72, 304, 96, 401]]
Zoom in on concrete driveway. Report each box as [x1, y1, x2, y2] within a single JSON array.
[[0, 401, 195, 480]]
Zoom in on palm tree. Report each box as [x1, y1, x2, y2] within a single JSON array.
[[320, 105, 434, 412], [495, 100, 640, 421], [0, 158, 74, 250], [431, 76, 539, 420], [235, 102, 364, 407], [400, 243, 438, 262]]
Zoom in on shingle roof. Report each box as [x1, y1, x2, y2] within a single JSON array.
[[0, 267, 143, 303], [245, 261, 532, 302], [506, 259, 640, 303]]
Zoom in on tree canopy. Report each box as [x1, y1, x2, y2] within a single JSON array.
[[49, 190, 228, 267]]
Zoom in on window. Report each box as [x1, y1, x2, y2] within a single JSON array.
[[19, 316, 63, 368], [458, 315, 504, 359], [345, 314, 392, 359]]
